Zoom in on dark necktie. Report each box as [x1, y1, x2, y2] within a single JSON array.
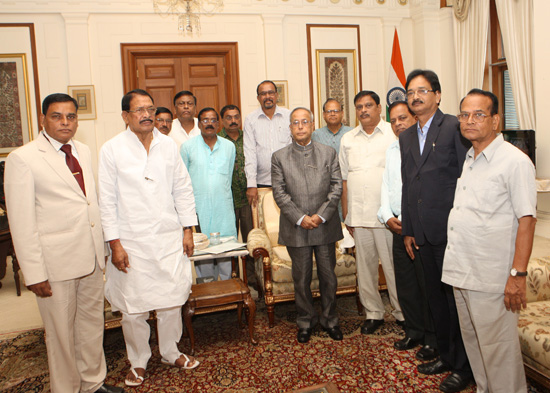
[[60, 144, 86, 196]]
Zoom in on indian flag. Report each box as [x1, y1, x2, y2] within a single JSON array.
[[386, 28, 407, 121]]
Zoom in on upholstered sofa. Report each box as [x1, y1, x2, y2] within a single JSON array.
[[518, 256, 550, 388], [247, 188, 360, 327]]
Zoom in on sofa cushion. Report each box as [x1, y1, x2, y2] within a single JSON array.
[[526, 256, 550, 303], [518, 300, 550, 378], [262, 191, 281, 247]]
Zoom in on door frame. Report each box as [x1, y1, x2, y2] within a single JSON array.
[[121, 42, 241, 108]]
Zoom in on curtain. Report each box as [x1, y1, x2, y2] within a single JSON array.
[[454, 0, 472, 21], [495, 0, 536, 130], [453, 0, 490, 100]]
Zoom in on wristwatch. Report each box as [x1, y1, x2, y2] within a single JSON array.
[[510, 268, 527, 277]]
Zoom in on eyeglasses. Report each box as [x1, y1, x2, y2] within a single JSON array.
[[291, 119, 313, 127], [127, 107, 156, 115], [223, 115, 241, 121], [200, 119, 219, 125], [456, 112, 491, 123], [155, 118, 173, 124], [175, 101, 195, 108], [406, 89, 435, 98], [324, 109, 342, 114], [258, 90, 277, 97]]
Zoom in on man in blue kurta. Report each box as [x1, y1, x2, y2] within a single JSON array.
[[180, 107, 237, 280]]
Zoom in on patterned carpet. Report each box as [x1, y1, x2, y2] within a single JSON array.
[[0, 294, 548, 392]]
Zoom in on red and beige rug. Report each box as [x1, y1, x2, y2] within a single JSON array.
[[0, 295, 546, 392]]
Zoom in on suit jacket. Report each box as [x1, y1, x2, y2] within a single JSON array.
[[4, 132, 105, 285], [271, 140, 343, 248], [400, 109, 470, 246]]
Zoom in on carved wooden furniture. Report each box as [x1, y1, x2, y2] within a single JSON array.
[[247, 188, 360, 327], [0, 203, 21, 295]]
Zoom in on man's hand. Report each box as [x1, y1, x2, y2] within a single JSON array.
[[28, 280, 52, 297], [311, 214, 323, 226], [110, 239, 130, 273], [183, 228, 194, 257], [300, 215, 319, 230], [246, 187, 258, 207], [386, 217, 402, 235], [345, 225, 354, 238], [404, 236, 418, 260], [504, 275, 527, 312]]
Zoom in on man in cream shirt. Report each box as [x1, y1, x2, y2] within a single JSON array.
[[340, 90, 403, 335], [169, 90, 201, 149]]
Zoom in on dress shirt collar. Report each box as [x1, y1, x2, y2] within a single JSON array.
[[257, 105, 285, 120], [354, 119, 386, 137], [42, 130, 76, 152], [417, 112, 436, 135], [292, 140, 313, 151], [466, 133, 504, 163]]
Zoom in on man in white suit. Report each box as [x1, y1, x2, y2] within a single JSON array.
[[4, 93, 123, 393]]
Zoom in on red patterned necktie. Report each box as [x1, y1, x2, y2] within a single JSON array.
[[60, 144, 86, 196]]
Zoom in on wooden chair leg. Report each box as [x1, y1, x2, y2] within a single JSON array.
[[183, 304, 196, 356], [267, 304, 275, 328], [243, 294, 258, 345]]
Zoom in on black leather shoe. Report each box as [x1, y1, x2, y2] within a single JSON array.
[[417, 358, 451, 375], [439, 372, 472, 392], [416, 344, 438, 361], [95, 384, 125, 393], [297, 328, 312, 343], [360, 319, 384, 335], [323, 325, 343, 341], [393, 336, 421, 350], [396, 319, 406, 329]]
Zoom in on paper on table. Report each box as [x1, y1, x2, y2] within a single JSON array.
[[193, 241, 247, 256]]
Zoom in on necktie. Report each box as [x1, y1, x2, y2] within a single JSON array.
[[60, 144, 86, 196]]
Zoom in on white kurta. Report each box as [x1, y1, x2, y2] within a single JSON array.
[[99, 128, 198, 314]]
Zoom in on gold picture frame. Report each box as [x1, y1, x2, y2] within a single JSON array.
[[68, 85, 96, 120], [315, 49, 359, 128], [273, 80, 289, 108], [0, 53, 33, 157]]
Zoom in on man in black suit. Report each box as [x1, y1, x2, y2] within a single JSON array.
[[400, 70, 472, 393]]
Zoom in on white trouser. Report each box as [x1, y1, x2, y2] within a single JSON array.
[[195, 257, 232, 280], [454, 288, 527, 393], [354, 227, 403, 320], [121, 305, 183, 369]]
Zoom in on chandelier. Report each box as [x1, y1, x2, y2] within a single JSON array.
[[153, 0, 224, 35]]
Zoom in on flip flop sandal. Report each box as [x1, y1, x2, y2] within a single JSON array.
[[161, 353, 200, 370], [124, 368, 145, 387]]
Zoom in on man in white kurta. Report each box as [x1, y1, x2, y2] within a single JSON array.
[[99, 89, 199, 386], [442, 90, 536, 393], [339, 91, 403, 335], [169, 90, 201, 149]]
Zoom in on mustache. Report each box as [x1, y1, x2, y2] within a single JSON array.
[[140, 119, 152, 124], [230, 123, 238, 127], [413, 99, 424, 105], [205, 125, 215, 130]]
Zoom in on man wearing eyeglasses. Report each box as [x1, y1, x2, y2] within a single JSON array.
[[243, 80, 291, 207], [271, 107, 343, 343], [339, 90, 404, 336], [312, 98, 353, 154], [399, 70, 472, 392], [155, 107, 173, 135], [170, 90, 200, 148], [441, 89, 535, 393], [181, 107, 237, 281], [99, 89, 199, 386]]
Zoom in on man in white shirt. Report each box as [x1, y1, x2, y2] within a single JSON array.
[[442, 89, 536, 393], [99, 89, 199, 387], [169, 90, 200, 149], [243, 80, 291, 206], [377, 101, 437, 361], [340, 90, 403, 335]]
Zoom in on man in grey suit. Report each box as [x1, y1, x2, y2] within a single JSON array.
[[271, 107, 344, 344]]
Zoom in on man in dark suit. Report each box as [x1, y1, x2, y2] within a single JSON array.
[[271, 107, 343, 344], [400, 70, 472, 393]]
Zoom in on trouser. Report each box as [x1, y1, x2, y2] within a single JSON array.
[[354, 227, 403, 321], [194, 257, 232, 280], [418, 240, 471, 375], [393, 232, 437, 346], [121, 305, 183, 369], [454, 288, 526, 393], [36, 263, 106, 393], [235, 203, 256, 286], [287, 243, 339, 329]]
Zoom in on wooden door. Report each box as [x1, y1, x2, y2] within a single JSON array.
[[122, 43, 240, 115]]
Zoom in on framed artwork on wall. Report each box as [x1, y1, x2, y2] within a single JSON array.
[[68, 85, 96, 120], [0, 53, 33, 157], [315, 50, 358, 128], [273, 80, 289, 108]]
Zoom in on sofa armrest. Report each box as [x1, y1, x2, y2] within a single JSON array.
[[526, 256, 550, 303], [247, 228, 272, 255]]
